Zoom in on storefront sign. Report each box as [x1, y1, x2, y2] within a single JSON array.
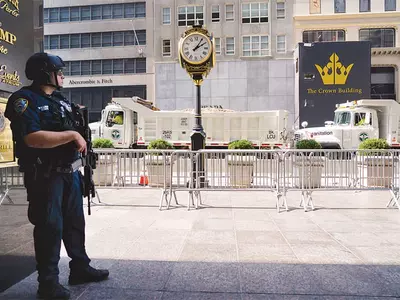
[[0, 64, 22, 87], [0, 0, 34, 93], [0, 98, 14, 163], [0, 0, 19, 17], [0, 26, 17, 56], [69, 78, 114, 85]]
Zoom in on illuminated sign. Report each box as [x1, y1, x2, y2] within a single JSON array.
[[0, 64, 22, 87], [0, 98, 14, 163], [0, 0, 35, 93], [0, 25, 17, 56]]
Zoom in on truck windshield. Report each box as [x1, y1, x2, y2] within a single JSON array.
[[334, 111, 351, 125]]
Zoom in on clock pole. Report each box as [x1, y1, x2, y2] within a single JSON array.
[[191, 73, 206, 188], [178, 24, 215, 192]]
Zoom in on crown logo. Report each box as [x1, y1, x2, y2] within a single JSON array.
[[315, 53, 354, 85]]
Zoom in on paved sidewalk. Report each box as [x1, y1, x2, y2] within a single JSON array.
[[1, 188, 400, 299]]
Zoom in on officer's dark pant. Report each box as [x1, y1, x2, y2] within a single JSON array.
[[24, 170, 91, 284]]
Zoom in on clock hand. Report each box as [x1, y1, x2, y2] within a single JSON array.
[[192, 38, 204, 51], [198, 42, 207, 48]]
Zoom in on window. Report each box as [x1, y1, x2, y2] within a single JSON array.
[[359, 0, 370, 12], [81, 34, 90, 48], [303, 30, 345, 42], [214, 37, 221, 55], [136, 58, 146, 73], [371, 67, 396, 100], [43, 8, 49, 23], [81, 61, 91, 75], [178, 6, 204, 26], [81, 7, 91, 20], [70, 7, 80, 21], [71, 61, 81, 76], [60, 7, 69, 22], [334, 111, 351, 125], [212, 5, 220, 22], [91, 5, 102, 20], [385, 0, 396, 11], [334, 0, 346, 13], [49, 8, 59, 23], [92, 60, 102, 75], [102, 5, 112, 19], [162, 7, 171, 24], [162, 40, 171, 57], [113, 59, 124, 74], [124, 3, 134, 18], [102, 60, 112, 75], [91, 33, 101, 47], [242, 3, 268, 23], [242, 35, 269, 56], [226, 4, 234, 21], [359, 28, 395, 47], [102, 32, 112, 47], [226, 37, 235, 55], [277, 2, 285, 19], [124, 59, 135, 73], [60, 35, 69, 49], [50, 36, 59, 49], [43, 3, 146, 23], [113, 32, 124, 46], [43, 30, 146, 49], [276, 35, 286, 53], [107, 111, 124, 127], [113, 4, 123, 18]]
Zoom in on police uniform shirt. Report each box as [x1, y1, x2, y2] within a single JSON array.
[[5, 85, 79, 169]]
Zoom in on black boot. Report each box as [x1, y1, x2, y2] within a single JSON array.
[[37, 282, 70, 300], [68, 265, 109, 285]]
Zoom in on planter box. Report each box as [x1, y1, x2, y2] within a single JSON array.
[[294, 156, 324, 189], [93, 152, 116, 186], [364, 157, 397, 188], [227, 155, 256, 188], [143, 155, 173, 187]]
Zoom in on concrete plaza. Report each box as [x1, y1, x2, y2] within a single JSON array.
[[1, 188, 400, 299]]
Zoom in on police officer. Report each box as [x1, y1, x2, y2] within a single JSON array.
[[5, 53, 109, 299]]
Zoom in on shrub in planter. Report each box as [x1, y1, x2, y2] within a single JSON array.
[[145, 139, 174, 187], [92, 138, 114, 186], [227, 140, 255, 188], [359, 138, 395, 187], [294, 139, 324, 188]]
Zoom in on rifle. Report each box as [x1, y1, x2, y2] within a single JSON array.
[[73, 105, 98, 215]]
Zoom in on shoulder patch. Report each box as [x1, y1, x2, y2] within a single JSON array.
[[14, 98, 29, 115]]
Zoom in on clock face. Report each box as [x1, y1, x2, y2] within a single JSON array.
[[181, 33, 212, 64]]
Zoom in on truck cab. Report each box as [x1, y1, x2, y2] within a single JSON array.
[[89, 103, 138, 148], [294, 100, 381, 149]]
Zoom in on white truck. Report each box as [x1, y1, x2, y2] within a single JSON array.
[[294, 99, 400, 149], [89, 96, 291, 149]]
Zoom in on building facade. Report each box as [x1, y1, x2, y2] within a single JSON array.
[[154, 0, 295, 123], [294, 0, 400, 104], [43, 0, 154, 121]]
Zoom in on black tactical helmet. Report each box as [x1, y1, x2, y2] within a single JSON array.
[[25, 52, 65, 89]]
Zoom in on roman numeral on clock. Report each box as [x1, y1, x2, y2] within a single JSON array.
[[185, 51, 190, 56]]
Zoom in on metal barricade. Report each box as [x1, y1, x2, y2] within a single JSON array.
[[0, 165, 24, 206], [280, 149, 400, 211], [93, 149, 178, 210]]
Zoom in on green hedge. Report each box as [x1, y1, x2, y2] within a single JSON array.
[[295, 139, 322, 149], [92, 138, 114, 148], [359, 138, 389, 150], [148, 139, 174, 150], [228, 140, 254, 150]]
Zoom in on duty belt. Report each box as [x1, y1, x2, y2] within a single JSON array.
[[54, 158, 83, 173]]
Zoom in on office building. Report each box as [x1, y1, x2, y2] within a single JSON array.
[[43, 1, 154, 121]]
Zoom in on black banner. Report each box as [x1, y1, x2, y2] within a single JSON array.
[[0, 0, 34, 93], [298, 41, 371, 127]]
